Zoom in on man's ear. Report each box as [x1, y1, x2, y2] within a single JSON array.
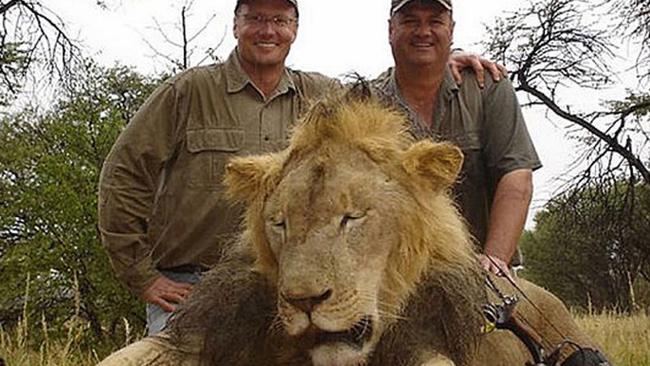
[[450, 19, 455, 45], [223, 153, 284, 203], [233, 17, 239, 39], [401, 141, 463, 193]]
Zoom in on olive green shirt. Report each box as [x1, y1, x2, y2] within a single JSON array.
[[98, 49, 334, 296], [373, 67, 541, 254]]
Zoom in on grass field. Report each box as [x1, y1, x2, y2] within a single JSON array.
[[1, 311, 648, 365], [0, 317, 102, 366], [575, 311, 650, 366]]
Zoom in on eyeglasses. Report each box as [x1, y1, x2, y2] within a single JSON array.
[[238, 14, 297, 29], [395, 17, 450, 30]]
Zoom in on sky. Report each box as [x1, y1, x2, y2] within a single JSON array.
[[43, 0, 585, 227]]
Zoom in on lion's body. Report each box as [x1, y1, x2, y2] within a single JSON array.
[[99, 90, 601, 366], [100, 269, 594, 366]]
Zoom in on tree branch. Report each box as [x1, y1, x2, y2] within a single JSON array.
[[517, 77, 650, 184], [0, 0, 21, 15]]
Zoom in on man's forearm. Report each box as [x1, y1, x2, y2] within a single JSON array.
[[100, 227, 160, 296], [99, 162, 158, 295], [484, 169, 533, 264]]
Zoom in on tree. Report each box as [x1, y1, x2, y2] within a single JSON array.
[[484, 1, 650, 310], [0, 0, 86, 106], [520, 182, 650, 311], [483, 0, 650, 186], [0, 61, 160, 346], [612, 0, 650, 79], [143, 0, 224, 72]]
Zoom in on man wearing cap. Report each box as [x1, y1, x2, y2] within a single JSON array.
[[375, 0, 542, 276], [99, 0, 501, 336], [98, 0, 337, 336]]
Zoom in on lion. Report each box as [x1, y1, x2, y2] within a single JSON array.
[[99, 86, 607, 366]]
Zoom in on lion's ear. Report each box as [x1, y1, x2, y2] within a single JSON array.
[[223, 153, 283, 203], [401, 141, 464, 192]]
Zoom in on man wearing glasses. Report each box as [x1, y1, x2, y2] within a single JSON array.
[[99, 0, 499, 336], [99, 0, 333, 336], [374, 0, 541, 278]]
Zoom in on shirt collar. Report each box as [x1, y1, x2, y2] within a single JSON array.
[[225, 48, 296, 97], [385, 65, 459, 135], [386, 65, 458, 99], [441, 65, 459, 97]]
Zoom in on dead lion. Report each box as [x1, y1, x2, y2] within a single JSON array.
[[99, 88, 607, 366]]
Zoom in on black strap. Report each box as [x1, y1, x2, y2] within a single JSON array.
[[561, 348, 611, 366]]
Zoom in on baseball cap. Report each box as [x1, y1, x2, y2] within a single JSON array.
[[390, 0, 452, 16], [235, 0, 299, 15]]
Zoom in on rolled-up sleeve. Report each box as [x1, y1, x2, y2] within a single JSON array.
[[98, 81, 183, 296], [482, 78, 542, 183]]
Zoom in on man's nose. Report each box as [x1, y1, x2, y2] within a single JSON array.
[[415, 24, 433, 36], [258, 20, 276, 34]]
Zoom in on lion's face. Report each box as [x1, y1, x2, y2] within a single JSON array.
[[224, 96, 471, 366], [265, 146, 405, 365]]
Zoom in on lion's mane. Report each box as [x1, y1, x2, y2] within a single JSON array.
[[169, 87, 489, 365]]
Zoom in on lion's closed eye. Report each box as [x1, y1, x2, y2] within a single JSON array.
[[269, 216, 287, 235], [340, 211, 367, 230]]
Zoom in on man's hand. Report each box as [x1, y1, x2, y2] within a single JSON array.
[[142, 276, 194, 312], [479, 254, 514, 281], [448, 51, 508, 88]]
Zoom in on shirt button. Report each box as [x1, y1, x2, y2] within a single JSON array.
[[264, 136, 270, 142]]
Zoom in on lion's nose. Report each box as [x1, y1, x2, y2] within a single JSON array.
[[282, 289, 333, 313]]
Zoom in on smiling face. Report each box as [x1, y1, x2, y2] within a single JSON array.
[[389, 1, 454, 70], [233, 0, 298, 72]]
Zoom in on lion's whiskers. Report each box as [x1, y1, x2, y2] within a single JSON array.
[[352, 292, 405, 323], [377, 309, 407, 322], [356, 291, 402, 315]]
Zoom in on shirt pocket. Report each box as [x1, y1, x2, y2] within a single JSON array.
[[185, 128, 244, 189], [448, 131, 483, 184]]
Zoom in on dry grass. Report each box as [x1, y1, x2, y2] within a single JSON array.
[[0, 274, 116, 366], [1, 311, 648, 365], [575, 310, 650, 366], [0, 319, 99, 366], [0, 281, 102, 366]]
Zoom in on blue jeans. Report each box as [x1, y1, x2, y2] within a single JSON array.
[[146, 270, 203, 335]]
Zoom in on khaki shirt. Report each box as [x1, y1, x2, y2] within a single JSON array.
[[374, 67, 541, 254], [99, 49, 334, 295]]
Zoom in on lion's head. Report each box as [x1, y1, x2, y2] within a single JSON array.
[[219, 87, 481, 366]]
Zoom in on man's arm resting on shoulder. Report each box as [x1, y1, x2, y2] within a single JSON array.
[[479, 168, 533, 277], [448, 50, 508, 88]]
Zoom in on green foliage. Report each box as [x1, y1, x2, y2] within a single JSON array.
[[520, 182, 650, 311], [0, 61, 161, 345]]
